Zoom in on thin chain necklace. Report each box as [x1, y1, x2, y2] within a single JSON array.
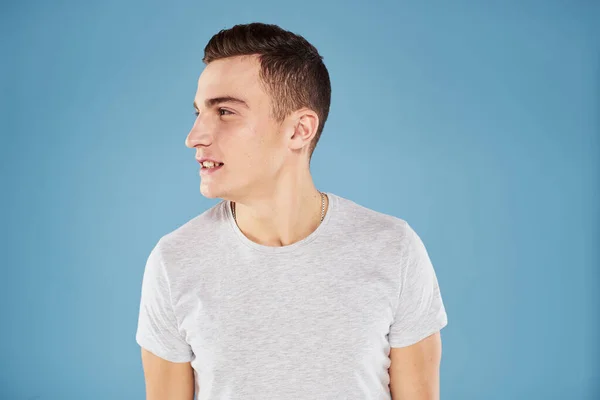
[[231, 191, 326, 224]]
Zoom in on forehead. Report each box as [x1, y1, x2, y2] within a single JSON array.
[[196, 55, 265, 103]]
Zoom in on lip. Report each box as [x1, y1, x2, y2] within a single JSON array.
[[199, 163, 224, 175], [197, 157, 224, 176], [196, 158, 223, 164]]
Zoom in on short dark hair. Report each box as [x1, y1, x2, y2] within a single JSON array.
[[203, 22, 331, 160]]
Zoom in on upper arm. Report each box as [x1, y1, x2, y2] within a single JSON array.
[[387, 224, 448, 398], [388, 331, 442, 400], [141, 347, 195, 400], [136, 241, 195, 398], [387, 224, 448, 348]]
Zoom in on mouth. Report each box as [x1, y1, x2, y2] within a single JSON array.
[[199, 160, 224, 169], [199, 160, 224, 174]]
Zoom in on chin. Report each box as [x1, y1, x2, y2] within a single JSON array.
[[200, 184, 223, 199]]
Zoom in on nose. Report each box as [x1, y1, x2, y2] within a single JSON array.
[[185, 113, 215, 149]]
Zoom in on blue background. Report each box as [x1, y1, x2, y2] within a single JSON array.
[[2, 0, 598, 399]]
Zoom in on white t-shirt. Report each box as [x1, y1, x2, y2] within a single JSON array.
[[135, 192, 448, 399]]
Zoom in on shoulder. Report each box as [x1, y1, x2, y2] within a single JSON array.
[[331, 193, 414, 240], [327, 193, 429, 279], [142, 201, 228, 292], [148, 200, 229, 271]]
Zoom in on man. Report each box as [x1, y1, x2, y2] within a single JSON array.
[[136, 22, 448, 400]]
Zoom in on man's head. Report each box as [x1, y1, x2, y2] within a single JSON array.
[[185, 23, 331, 200]]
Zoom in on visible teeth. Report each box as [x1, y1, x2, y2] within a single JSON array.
[[202, 161, 222, 168]]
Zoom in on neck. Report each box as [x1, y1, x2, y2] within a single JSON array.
[[229, 169, 328, 247]]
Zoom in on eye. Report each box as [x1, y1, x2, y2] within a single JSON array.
[[219, 108, 233, 116], [194, 109, 199, 117]]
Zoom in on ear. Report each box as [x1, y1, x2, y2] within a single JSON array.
[[287, 108, 319, 152]]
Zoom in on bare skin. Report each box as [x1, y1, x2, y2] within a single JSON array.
[[389, 332, 443, 399], [141, 54, 328, 399], [140, 348, 194, 400], [185, 54, 328, 247], [142, 53, 442, 399]]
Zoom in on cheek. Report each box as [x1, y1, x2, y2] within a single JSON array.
[[225, 122, 282, 173], [223, 125, 261, 171], [247, 136, 280, 174]]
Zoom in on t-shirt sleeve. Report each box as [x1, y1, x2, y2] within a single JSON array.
[[388, 223, 448, 348], [135, 240, 193, 363]]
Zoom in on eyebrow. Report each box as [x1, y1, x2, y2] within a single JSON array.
[[194, 96, 249, 110]]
